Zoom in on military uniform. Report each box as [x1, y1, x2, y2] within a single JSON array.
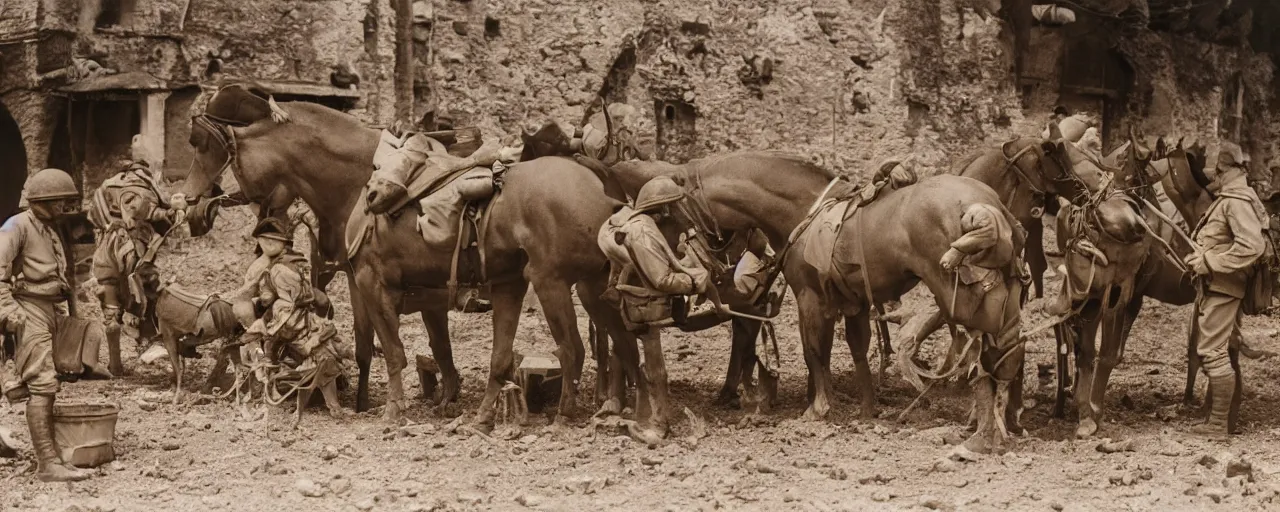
[[90, 159, 183, 369], [941, 203, 1023, 292], [0, 169, 98, 482], [598, 177, 716, 440], [1186, 142, 1266, 435], [237, 219, 347, 410]]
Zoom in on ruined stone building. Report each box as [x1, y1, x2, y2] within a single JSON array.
[[1, 0, 1278, 197], [0, 0, 398, 192]]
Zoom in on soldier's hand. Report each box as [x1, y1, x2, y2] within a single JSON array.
[[170, 193, 189, 211], [939, 248, 965, 271], [1, 307, 26, 331], [1184, 251, 1210, 276]]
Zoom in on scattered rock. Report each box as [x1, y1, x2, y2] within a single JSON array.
[[295, 478, 325, 498], [330, 477, 352, 496], [920, 497, 955, 512], [161, 442, 180, 451], [354, 497, 376, 511], [515, 493, 544, 507], [930, 458, 960, 473], [871, 491, 891, 502], [1096, 439, 1134, 454], [320, 445, 339, 461], [457, 492, 486, 505], [1228, 459, 1255, 481], [641, 455, 664, 467], [1202, 487, 1229, 504], [948, 446, 979, 463], [825, 468, 848, 480], [1159, 441, 1185, 457], [1050, 502, 1064, 511]]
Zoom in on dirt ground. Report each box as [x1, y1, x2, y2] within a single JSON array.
[[6, 206, 1280, 512]]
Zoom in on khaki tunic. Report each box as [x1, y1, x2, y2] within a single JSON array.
[[0, 212, 71, 394], [1191, 177, 1266, 369], [598, 207, 708, 296]]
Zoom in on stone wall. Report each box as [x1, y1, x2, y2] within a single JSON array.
[[0, 0, 399, 177], [428, 0, 1024, 177]]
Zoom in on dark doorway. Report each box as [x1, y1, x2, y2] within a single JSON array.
[[0, 99, 27, 222], [653, 99, 697, 163]]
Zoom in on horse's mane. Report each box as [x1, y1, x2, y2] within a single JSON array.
[[705, 150, 838, 181]]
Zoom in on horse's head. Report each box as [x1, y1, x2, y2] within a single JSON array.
[[182, 115, 233, 201], [1054, 191, 1152, 311], [365, 129, 441, 214], [1036, 122, 1108, 200]]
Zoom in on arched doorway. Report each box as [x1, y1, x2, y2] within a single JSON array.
[[0, 99, 27, 222]]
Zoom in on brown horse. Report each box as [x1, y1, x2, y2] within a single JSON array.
[[951, 127, 1109, 299], [359, 133, 636, 427], [183, 86, 634, 426], [1046, 135, 1209, 437], [597, 152, 1028, 453]]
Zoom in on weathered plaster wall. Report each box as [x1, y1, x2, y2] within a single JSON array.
[[428, 0, 1023, 177]]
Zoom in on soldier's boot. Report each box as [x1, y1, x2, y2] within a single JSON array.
[[27, 395, 92, 482], [1190, 361, 1235, 437], [103, 314, 125, 376]]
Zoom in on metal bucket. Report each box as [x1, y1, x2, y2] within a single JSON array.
[[52, 401, 119, 468]]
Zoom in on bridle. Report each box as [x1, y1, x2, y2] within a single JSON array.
[[1000, 138, 1097, 214], [189, 114, 241, 197]]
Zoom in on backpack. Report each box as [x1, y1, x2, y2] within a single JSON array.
[[1216, 191, 1280, 316]]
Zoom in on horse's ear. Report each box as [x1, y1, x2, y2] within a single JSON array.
[[1156, 137, 1167, 157], [1041, 139, 1060, 155], [1056, 196, 1074, 215]]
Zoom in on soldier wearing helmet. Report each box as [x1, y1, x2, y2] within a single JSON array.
[[89, 135, 187, 371], [596, 176, 727, 442], [1184, 141, 1267, 437], [231, 218, 348, 418], [0, 168, 108, 482]]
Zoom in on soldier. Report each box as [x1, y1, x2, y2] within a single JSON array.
[[599, 176, 725, 440], [0, 168, 103, 481], [1185, 141, 1267, 436], [236, 218, 345, 417], [90, 137, 186, 372]]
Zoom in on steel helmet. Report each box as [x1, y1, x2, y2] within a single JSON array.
[[1216, 141, 1249, 170], [24, 168, 79, 202], [251, 217, 291, 242], [633, 176, 684, 213]]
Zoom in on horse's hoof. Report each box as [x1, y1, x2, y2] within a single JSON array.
[[1075, 418, 1098, 439], [382, 401, 403, 423], [962, 433, 993, 455], [626, 423, 666, 446], [594, 398, 622, 418], [801, 405, 829, 422], [109, 364, 126, 377]]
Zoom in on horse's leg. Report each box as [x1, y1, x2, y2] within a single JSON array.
[[350, 270, 376, 413], [1052, 323, 1069, 419], [1073, 301, 1103, 438], [575, 279, 638, 415], [163, 328, 182, 405], [1026, 221, 1047, 299], [845, 313, 875, 420], [420, 306, 459, 405], [530, 277, 586, 423], [1085, 295, 1143, 436], [364, 284, 409, 423], [797, 289, 837, 421], [717, 318, 761, 409], [475, 280, 529, 431], [1184, 302, 1201, 408]]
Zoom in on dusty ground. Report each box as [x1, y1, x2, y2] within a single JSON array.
[[6, 206, 1280, 512]]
